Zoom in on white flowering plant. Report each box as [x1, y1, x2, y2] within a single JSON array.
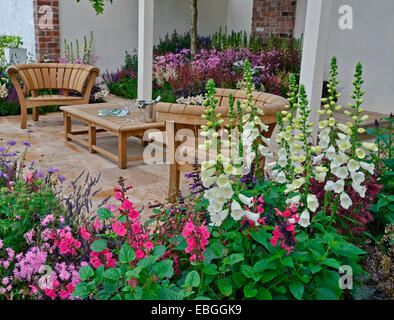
[[198, 60, 273, 227], [271, 57, 382, 239]]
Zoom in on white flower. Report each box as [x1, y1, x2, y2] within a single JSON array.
[[276, 171, 288, 184], [201, 160, 216, 171], [216, 174, 229, 187], [315, 172, 326, 182], [356, 148, 366, 159], [286, 195, 301, 206], [340, 192, 353, 209], [352, 183, 366, 198], [299, 210, 311, 228], [238, 193, 254, 207], [332, 152, 349, 168], [292, 177, 305, 190], [360, 161, 375, 175], [337, 138, 352, 152], [244, 210, 260, 224], [312, 153, 324, 165], [320, 138, 330, 149], [202, 176, 217, 188], [347, 159, 360, 173], [307, 194, 319, 212], [231, 200, 244, 221], [332, 166, 349, 179], [326, 145, 336, 160], [351, 171, 365, 185], [332, 179, 345, 194], [278, 148, 287, 159], [220, 182, 234, 199], [210, 213, 223, 227], [207, 200, 224, 215], [362, 142, 378, 152]]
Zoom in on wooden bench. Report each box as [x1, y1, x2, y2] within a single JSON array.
[[7, 63, 99, 129], [155, 88, 289, 197]]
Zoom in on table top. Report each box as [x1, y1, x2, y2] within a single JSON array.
[[60, 103, 165, 133]]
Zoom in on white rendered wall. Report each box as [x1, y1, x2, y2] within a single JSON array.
[[295, 0, 394, 114], [0, 0, 35, 60], [59, 0, 228, 74], [226, 0, 253, 34]]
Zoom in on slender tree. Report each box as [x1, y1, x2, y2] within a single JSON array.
[[190, 0, 198, 56]]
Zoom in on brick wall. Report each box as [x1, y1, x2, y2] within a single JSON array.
[[252, 0, 297, 42], [33, 0, 60, 62]]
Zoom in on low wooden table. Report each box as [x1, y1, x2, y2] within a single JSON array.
[[60, 103, 165, 168]]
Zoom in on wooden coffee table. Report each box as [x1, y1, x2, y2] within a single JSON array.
[[60, 103, 166, 168]]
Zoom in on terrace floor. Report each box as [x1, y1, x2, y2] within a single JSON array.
[[0, 95, 383, 221]]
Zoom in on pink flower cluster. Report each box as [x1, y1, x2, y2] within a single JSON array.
[[181, 219, 210, 262], [270, 205, 300, 255], [51, 228, 81, 256], [90, 249, 116, 269]]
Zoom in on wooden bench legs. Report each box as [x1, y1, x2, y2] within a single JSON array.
[[88, 125, 97, 154], [32, 108, 39, 122], [64, 113, 72, 141], [118, 133, 127, 169], [20, 107, 27, 129], [167, 121, 180, 198]]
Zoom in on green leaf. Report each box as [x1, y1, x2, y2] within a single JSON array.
[[253, 259, 274, 273], [211, 242, 225, 258], [322, 258, 341, 269], [103, 268, 121, 281], [310, 264, 321, 274], [232, 272, 247, 287], [120, 243, 135, 263], [217, 277, 232, 297], [244, 284, 257, 298], [126, 267, 142, 278], [241, 264, 254, 279], [223, 253, 244, 266], [174, 238, 187, 251], [260, 270, 277, 284], [203, 264, 219, 276], [79, 265, 94, 281], [90, 239, 107, 252], [256, 287, 272, 300], [155, 260, 174, 279], [281, 256, 294, 268], [71, 282, 91, 299], [315, 287, 337, 300], [158, 288, 180, 300], [185, 270, 200, 287], [153, 245, 166, 257], [137, 255, 159, 268], [95, 265, 105, 284], [289, 281, 304, 300], [97, 207, 113, 220]]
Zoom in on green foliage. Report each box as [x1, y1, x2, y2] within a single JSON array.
[[0, 180, 61, 251]]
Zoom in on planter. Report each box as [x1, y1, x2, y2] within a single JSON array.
[[4, 47, 27, 64]]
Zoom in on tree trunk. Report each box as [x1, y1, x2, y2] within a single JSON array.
[[190, 0, 198, 56]]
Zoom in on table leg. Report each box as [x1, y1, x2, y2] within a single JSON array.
[[118, 133, 127, 169], [167, 121, 179, 197], [64, 113, 71, 141], [88, 125, 96, 153]]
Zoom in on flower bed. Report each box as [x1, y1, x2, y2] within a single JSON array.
[[103, 31, 301, 103], [0, 59, 393, 300]]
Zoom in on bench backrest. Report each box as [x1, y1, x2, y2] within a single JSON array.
[[8, 63, 99, 95]]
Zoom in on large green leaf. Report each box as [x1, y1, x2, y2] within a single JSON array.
[[120, 243, 135, 263], [79, 265, 94, 281], [97, 207, 113, 220], [103, 268, 121, 281], [217, 277, 232, 296], [90, 239, 107, 252], [244, 284, 257, 298], [289, 281, 304, 300], [185, 270, 200, 287], [155, 260, 174, 279]]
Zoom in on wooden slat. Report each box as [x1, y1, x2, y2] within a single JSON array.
[[63, 67, 72, 89], [27, 69, 39, 90], [49, 68, 57, 88], [75, 70, 89, 93], [33, 68, 45, 89], [57, 67, 65, 89], [19, 69, 32, 92], [72, 69, 84, 91], [42, 68, 50, 88], [68, 68, 79, 90]]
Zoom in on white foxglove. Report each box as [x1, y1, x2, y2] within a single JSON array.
[[299, 210, 311, 228], [340, 192, 352, 209], [307, 194, 319, 212]]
